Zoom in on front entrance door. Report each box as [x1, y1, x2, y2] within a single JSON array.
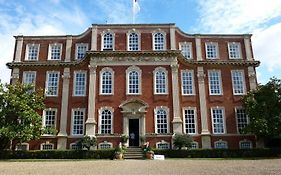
[[129, 119, 139, 146]]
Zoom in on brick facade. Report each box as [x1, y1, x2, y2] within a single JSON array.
[[7, 23, 259, 150]]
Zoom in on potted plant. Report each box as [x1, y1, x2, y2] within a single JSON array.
[[114, 146, 124, 160], [120, 134, 129, 147], [144, 146, 154, 159]]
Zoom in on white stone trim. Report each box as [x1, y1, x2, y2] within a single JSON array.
[[181, 69, 195, 96], [152, 30, 166, 51], [239, 139, 253, 149], [101, 29, 115, 51], [211, 107, 226, 134], [156, 140, 170, 149], [71, 108, 86, 136], [15, 143, 29, 151], [214, 139, 228, 149], [195, 36, 202, 61], [15, 37, 23, 62], [228, 42, 242, 59], [98, 141, 113, 149], [244, 37, 253, 60], [40, 142, 55, 150], [231, 70, 246, 95], [154, 106, 170, 134], [126, 66, 142, 95], [45, 71, 60, 97], [126, 29, 141, 51], [170, 26, 176, 50], [153, 67, 168, 95], [205, 42, 219, 59], [248, 66, 257, 90], [98, 106, 114, 134], [47, 43, 62, 60], [73, 70, 87, 96], [182, 107, 197, 135], [91, 26, 98, 51], [208, 69, 223, 95], [65, 36, 72, 62], [99, 67, 114, 95], [25, 43, 40, 61], [75, 43, 88, 60]]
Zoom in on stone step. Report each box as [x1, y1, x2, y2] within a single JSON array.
[[124, 147, 144, 159]]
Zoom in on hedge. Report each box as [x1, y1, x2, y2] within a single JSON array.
[[0, 149, 115, 159], [153, 148, 281, 158]]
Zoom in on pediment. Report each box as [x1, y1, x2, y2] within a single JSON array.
[[119, 98, 148, 114]]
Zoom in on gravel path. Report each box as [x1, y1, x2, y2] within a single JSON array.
[[0, 159, 280, 175]]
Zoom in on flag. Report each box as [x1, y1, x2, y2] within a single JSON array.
[[132, 0, 140, 15]]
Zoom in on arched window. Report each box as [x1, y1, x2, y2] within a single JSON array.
[[153, 32, 165, 50], [214, 140, 228, 149], [99, 107, 113, 134], [102, 32, 114, 50], [128, 32, 139, 51], [155, 107, 169, 134], [239, 140, 252, 149], [100, 68, 114, 95], [154, 67, 168, 94], [126, 66, 141, 95]]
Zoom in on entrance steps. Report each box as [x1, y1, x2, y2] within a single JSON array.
[[124, 147, 144, 159]]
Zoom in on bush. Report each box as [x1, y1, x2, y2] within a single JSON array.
[[153, 148, 281, 158], [0, 149, 115, 159], [173, 134, 192, 150]]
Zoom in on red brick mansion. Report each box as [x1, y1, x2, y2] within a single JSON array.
[[7, 23, 260, 150]]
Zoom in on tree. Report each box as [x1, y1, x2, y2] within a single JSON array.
[[242, 78, 281, 141], [77, 136, 97, 150], [173, 134, 192, 150], [0, 82, 46, 150]]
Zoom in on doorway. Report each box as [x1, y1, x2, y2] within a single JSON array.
[[129, 119, 139, 146]]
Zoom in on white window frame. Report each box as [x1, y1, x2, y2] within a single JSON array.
[[153, 67, 168, 95], [235, 107, 249, 134], [98, 107, 114, 134], [154, 106, 170, 134], [179, 42, 192, 59], [231, 70, 246, 95], [45, 71, 60, 96], [214, 140, 228, 149], [48, 43, 62, 60], [70, 143, 81, 150], [211, 107, 226, 134], [156, 140, 170, 149], [71, 108, 85, 136], [208, 70, 223, 95], [15, 143, 29, 151], [101, 30, 115, 51], [181, 70, 195, 95], [75, 43, 88, 60], [239, 140, 252, 149], [191, 141, 199, 149], [42, 108, 57, 135], [22, 71, 36, 85], [126, 66, 142, 95], [152, 31, 166, 51], [228, 42, 242, 59], [98, 141, 113, 149], [73, 71, 87, 96], [183, 107, 197, 134], [205, 42, 219, 59], [25, 44, 40, 61], [100, 67, 114, 95], [127, 30, 141, 51], [40, 143, 54, 150]]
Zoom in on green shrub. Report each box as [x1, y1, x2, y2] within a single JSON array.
[[173, 134, 192, 150], [0, 149, 115, 159], [153, 148, 281, 158]]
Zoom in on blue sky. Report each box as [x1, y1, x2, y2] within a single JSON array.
[[0, 0, 281, 84]]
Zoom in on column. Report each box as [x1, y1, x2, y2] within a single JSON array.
[[244, 36, 253, 61], [248, 66, 257, 90], [15, 36, 23, 62], [57, 67, 70, 149], [197, 67, 211, 148], [195, 35, 203, 61], [170, 25, 176, 50], [91, 25, 98, 51], [11, 68, 20, 84], [85, 60, 97, 137], [65, 36, 72, 62], [171, 62, 183, 134]]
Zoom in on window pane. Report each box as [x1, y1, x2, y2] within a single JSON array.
[[103, 33, 113, 50], [46, 72, 59, 96], [208, 71, 222, 95], [129, 33, 139, 51], [156, 109, 168, 133], [212, 108, 224, 134], [182, 71, 193, 95], [232, 70, 245, 95], [154, 33, 164, 50], [74, 72, 86, 96], [184, 109, 196, 134], [128, 71, 139, 94], [155, 71, 167, 94], [206, 43, 217, 59], [236, 108, 248, 133], [76, 44, 88, 59], [101, 109, 112, 134], [180, 43, 192, 59], [101, 71, 112, 94], [229, 43, 241, 59], [72, 110, 84, 135]]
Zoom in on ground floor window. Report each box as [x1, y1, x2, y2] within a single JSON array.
[[191, 142, 199, 149], [70, 143, 82, 150], [16, 143, 29, 151], [156, 141, 170, 150], [41, 143, 54, 150], [239, 140, 252, 149], [98, 142, 113, 149], [214, 140, 228, 149]]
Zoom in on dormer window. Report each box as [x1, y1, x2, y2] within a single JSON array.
[[48, 43, 62, 60], [25, 44, 39, 61], [102, 32, 114, 51]]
